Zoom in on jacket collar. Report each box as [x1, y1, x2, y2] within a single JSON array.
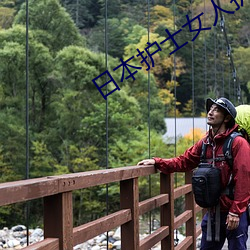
[[206, 124, 239, 143]]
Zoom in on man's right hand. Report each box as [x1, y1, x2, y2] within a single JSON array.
[[137, 159, 155, 166]]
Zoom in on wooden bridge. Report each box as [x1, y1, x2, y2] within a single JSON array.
[[0, 165, 204, 250]]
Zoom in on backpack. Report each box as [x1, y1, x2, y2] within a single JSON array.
[[192, 162, 221, 208], [235, 105, 250, 142], [192, 131, 241, 208]]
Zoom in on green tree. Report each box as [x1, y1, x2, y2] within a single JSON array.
[[0, 39, 27, 180], [234, 46, 250, 102], [62, 0, 102, 29], [0, 6, 15, 29], [30, 141, 57, 177], [14, 0, 84, 52], [0, 24, 56, 132]]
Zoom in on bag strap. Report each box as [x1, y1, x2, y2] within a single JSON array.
[[223, 131, 242, 170], [215, 204, 220, 242], [200, 142, 208, 163], [222, 132, 242, 199]]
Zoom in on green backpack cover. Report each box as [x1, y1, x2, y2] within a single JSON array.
[[235, 105, 250, 140]]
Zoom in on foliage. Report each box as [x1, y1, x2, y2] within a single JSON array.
[[0, 7, 15, 29], [61, 0, 101, 29], [14, 0, 84, 52], [0, 0, 249, 228], [177, 127, 205, 156], [234, 46, 250, 101]]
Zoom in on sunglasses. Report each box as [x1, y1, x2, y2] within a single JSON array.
[[215, 99, 227, 108]]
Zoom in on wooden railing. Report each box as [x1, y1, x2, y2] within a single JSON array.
[[0, 165, 203, 250]]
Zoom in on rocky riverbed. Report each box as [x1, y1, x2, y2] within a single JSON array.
[[0, 225, 188, 249]]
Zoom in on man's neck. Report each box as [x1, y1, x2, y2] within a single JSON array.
[[211, 126, 227, 137]]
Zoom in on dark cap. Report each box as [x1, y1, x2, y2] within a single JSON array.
[[206, 97, 237, 119]]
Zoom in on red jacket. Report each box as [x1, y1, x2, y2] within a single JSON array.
[[154, 124, 250, 216]]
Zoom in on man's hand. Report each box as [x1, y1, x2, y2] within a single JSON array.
[[226, 213, 240, 230], [137, 159, 155, 166]]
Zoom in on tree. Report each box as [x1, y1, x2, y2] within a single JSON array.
[[14, 0, 84, 52], [234, 46, 250, 102], [49, 45, 148, 166], [0, 6, 15, 29], [0, 25, 56, 132], [123, 25, 184, 118], [0, 38, 27, 180], [61, 0, 102, 29], [87, 17, 135, 59]]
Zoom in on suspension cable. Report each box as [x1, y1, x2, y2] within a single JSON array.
[[173, 0, 179, 245], [105, 0, 109, 247], [25, 0, 30, 245], [204, 0, 207, 98], [216, 0, 242, 104], [219, 16, 225, 96], [147, 0, 152, 234], [214, 22, 217, 94], [191, 0, 195, 144]]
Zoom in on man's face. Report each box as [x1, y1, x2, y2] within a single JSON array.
[[207, 104, 226, 127]]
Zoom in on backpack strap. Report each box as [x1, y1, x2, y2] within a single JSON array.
[[201, 131, 242, 166], [223, 131, 242, 169], [200, 142, 208, 163], [223, 132, 242, 200]]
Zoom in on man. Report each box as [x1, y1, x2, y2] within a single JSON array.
[[138, 97, 250, 250]]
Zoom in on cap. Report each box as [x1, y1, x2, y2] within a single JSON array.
[[206, 97, 237, 119]]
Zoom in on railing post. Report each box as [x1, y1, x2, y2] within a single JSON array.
[[185, 171, 196, 250], [120, 178, 139, 250], [44, 192, 73, 250], [160, 173, 174, 250]]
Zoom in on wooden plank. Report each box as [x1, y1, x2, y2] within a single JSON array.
[[175, 236, 193, 250], [174, 184, 192, 199], [139, 194, 169, 216], [196, 226, 202, 238], [161, 173, 174, 250], [139, 226, 169, 250], [174, 210, 192, 229], [73, 209, 131, 245], [44, 192, 73, 250], [0, 177, 59, 206], [185, 171, 196, 250], [22, 238, 59, 250], [195, 204, 203, 213], [0, 165, 156, 206], [120, 178, 140, 250], [57, 165, 156, 192]]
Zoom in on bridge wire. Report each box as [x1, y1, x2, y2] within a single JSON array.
[[219, 16, 225, 96], [216, 0, 242, 104], [191, 0, 195, 144], [25, 0, 30, 245], [216, 23, 223, 97], [105, 0, 109, 247], [76, 0, 79, 27], [204, 0, 207, 98], [172, 0, 179, 245], [214, 20, 217, 96], [147, 0, 152, 234], [228, 60, 231, 100]]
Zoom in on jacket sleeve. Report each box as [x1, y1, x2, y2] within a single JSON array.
[[153, 140, 203, 174], [229, 136, 250, 215]]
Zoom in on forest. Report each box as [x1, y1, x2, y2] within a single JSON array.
[[0, 0, 249, 228]]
